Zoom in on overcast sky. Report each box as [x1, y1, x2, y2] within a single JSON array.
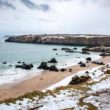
[[0, 0, 110, 35]]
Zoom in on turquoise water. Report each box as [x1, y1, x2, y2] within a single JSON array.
[[0, 37, 100, 85]]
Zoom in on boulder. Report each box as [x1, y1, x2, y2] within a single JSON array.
[[16, 63, 33, 70], [69, 76, 90, 85], [82, 50, 90, 54], [69, 69, 72, 72], [38, 62, 49, 70], [49, 65, 59, 72], [74, 47, 77, 50], [80, 63, 86, 67], [82, 46, 110, 53], [86, 57, 92, 62], [60, 68, 67, 72], [2, 62, 7, 64], [48, 58, 58, 63], [100, 53, 110, 56], [61, 48, 74, 53], [78, 61, 83, 65], [52, 48, 57, 51], [92, 61, 105, 65], [17, 61, 21, 63], [65, 50, 74, 53]]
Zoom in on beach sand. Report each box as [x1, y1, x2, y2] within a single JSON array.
[[0, 56, 110, 101]]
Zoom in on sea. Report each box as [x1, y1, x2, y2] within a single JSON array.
[[0, 37, 100, 86]]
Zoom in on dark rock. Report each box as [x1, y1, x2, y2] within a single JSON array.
[[65, 50, 74, 53], [38, 62, 49, 70], [82, 47, 110, 53], [78, 61, 83, 64], [61, 47, 74, 53], [80, 63, 86, 67], [92, 61, 105, 65], [100, 53, 110, 56], [69, 69, 72, 72], [85, 71, 89, 74], [69, 76, 91, 85], [53, 48, 57, 51], [3, 62, 7, 64], [15, 63, 33, 70], [49, 65, 59, 72], [74, 47, 77, 50], [48, 58, 58, 63], [86, 57, 92, 62], [60, 68, 67, 72], [82, 50, 90, 54], [17, 61, 21, 63]]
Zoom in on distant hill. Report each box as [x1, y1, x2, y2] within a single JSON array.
[[5, 34, 110, 46]]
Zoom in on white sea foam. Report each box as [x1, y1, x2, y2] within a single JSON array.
[[57, 54, 101, 69], [0, 65, 42, 86], [0, 53, 101, 86]]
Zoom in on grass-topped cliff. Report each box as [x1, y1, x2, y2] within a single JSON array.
[[5, 34, 110, 46]]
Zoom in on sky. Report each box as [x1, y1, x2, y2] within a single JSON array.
[[0, 0, 110, 36]]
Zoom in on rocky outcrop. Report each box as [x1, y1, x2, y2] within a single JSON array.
[[49, 65, 59, 72], [82, 47, 110, 53], [37, 61, 59, 71], [2, 62, 7, 64], [15, 63, 33, 70], [78, 62, 86, 67], [86, 57, 92, 62], [61, 47, 74, 53], [100, 53, 110, 56], [69, 75, 91, 85], [92, 61, 105, 65], [60, 68, 67, 72], [5, 34, 110, 46], [48, 58, 58, 63], [37, 62, 49, 70]]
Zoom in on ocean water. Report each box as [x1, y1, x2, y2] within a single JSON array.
[[0, 37, 100, 86]]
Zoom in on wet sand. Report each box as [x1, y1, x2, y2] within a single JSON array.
[[0, 56, 109, 101]]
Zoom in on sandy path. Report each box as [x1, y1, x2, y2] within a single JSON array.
[[0, 56, 109, 101]]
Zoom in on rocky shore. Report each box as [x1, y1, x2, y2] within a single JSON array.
[[5, 34, 110, 46]]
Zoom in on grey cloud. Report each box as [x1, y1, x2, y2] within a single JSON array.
[[0, 0, 15, 10], [20, 0, 50, 12]]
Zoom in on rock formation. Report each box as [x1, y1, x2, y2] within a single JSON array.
[[48, 58, 58, 63], [5, 34, 110, 46], [15, 63, 33, 70], [69, 75, 91, 85]]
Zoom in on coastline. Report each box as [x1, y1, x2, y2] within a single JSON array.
[[0, 56, 109, 101]]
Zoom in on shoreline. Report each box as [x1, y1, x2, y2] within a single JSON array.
[[0, 54, 100, 87], [0, 56, 109, 101]]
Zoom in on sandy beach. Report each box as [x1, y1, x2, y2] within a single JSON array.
[[0, 56, 110, 101]]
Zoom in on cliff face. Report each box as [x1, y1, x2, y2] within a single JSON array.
[[5, 34, 110, 46]]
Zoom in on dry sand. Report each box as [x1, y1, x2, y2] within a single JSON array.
[[0, 56, 109, 101]]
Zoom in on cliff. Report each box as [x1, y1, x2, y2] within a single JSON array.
[[5, 34, 110, 46]]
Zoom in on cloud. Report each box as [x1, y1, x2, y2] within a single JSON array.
[[0, 0, 15, 10], [0, 0, 110, 35], [20, 0, 50, 12]]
